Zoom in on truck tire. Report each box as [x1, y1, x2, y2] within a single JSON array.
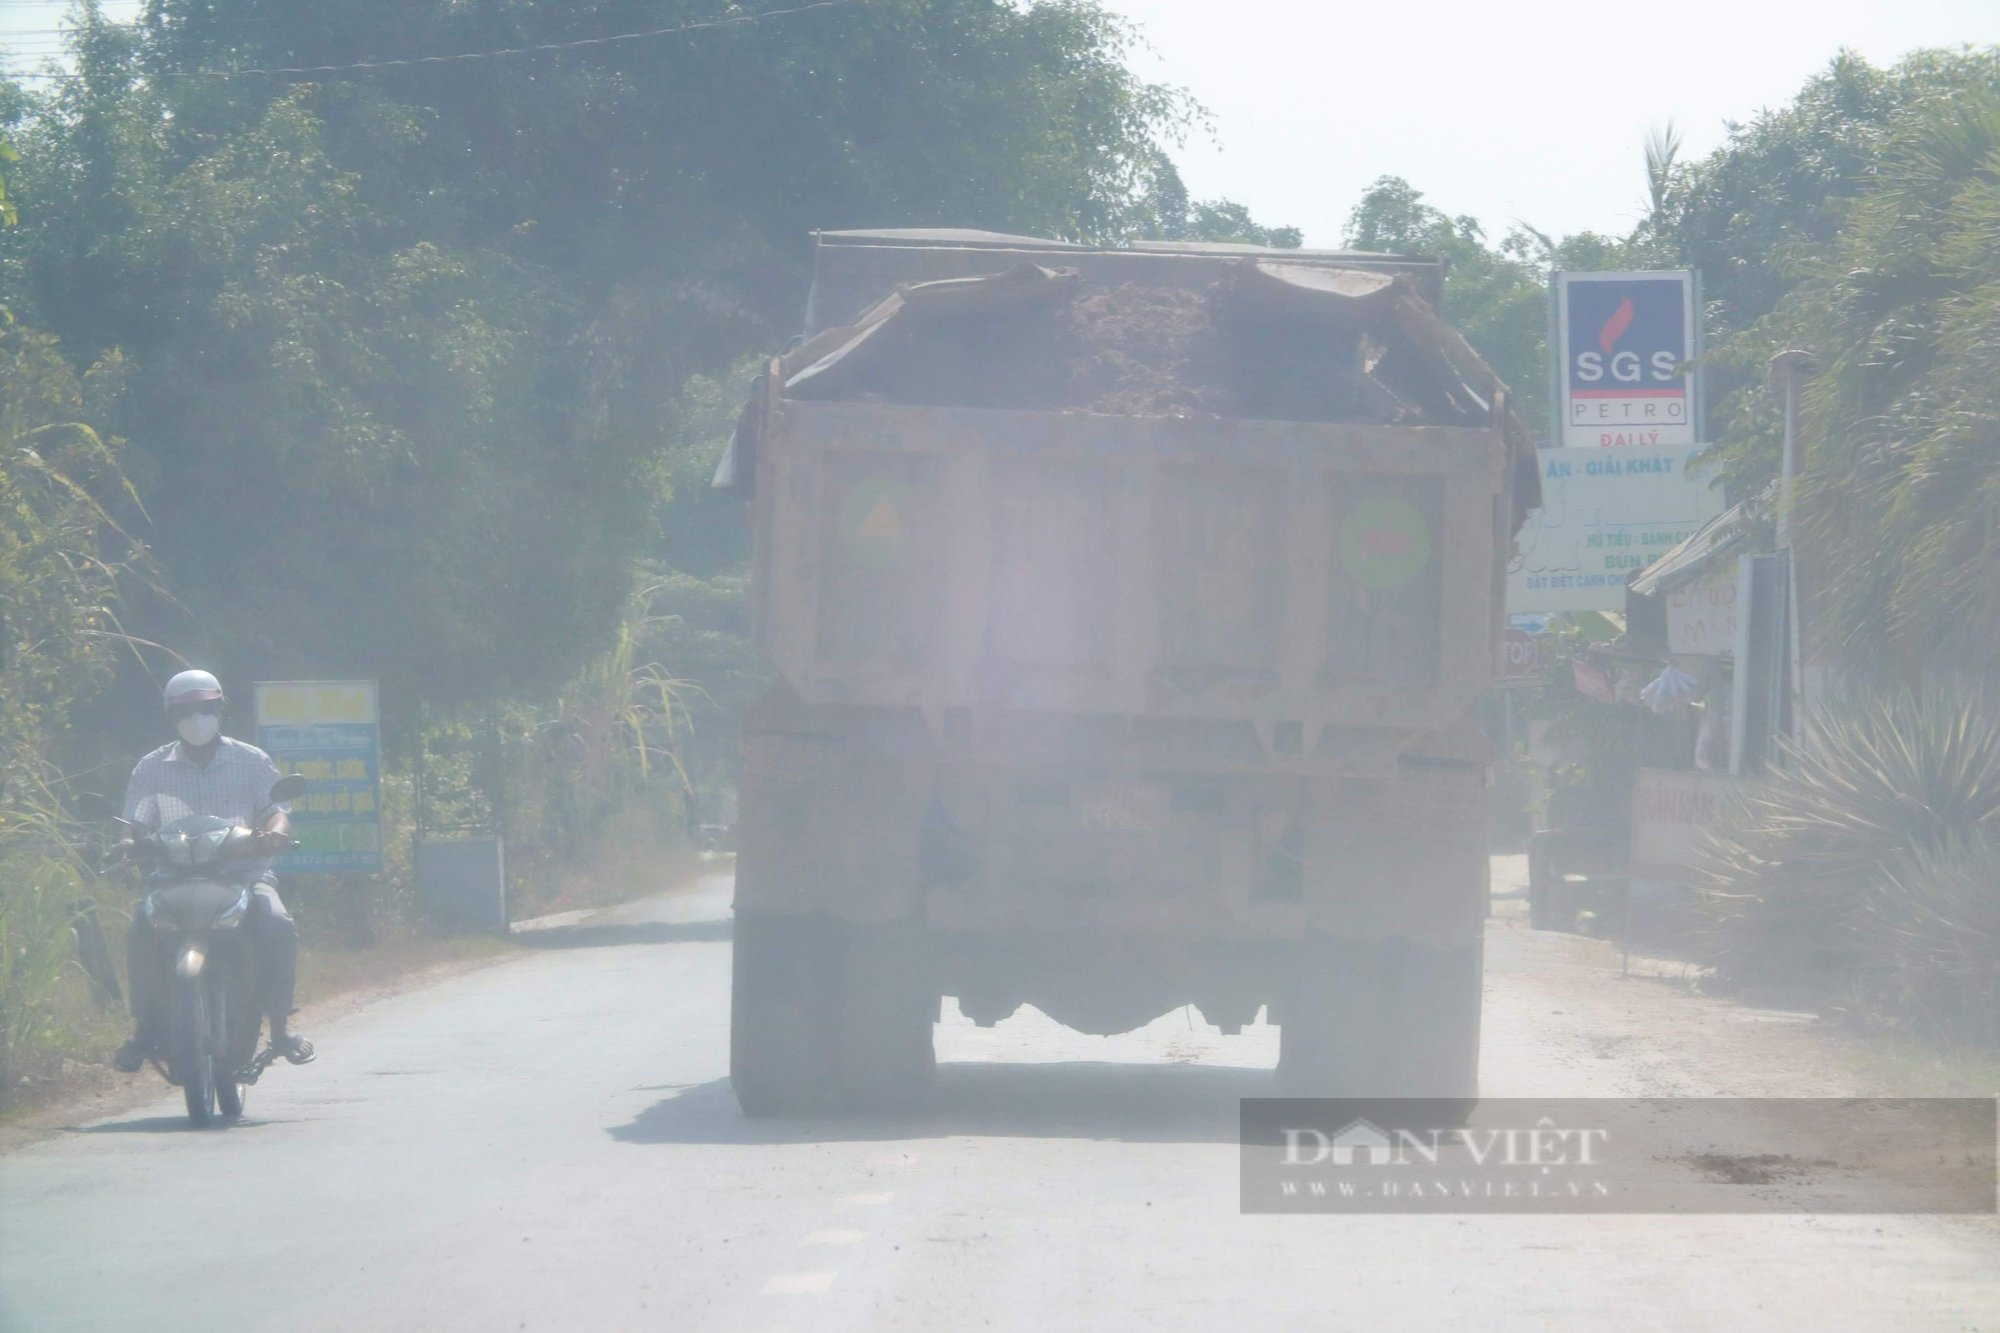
[[1275, 938, 1382, 1099], [730, 912, 841, 1117], [835, 919, 935, 1112], [1277, 937, 1480, 1125]]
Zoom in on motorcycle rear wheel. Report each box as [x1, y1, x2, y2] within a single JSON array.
[[175, 979, 217, 1128]]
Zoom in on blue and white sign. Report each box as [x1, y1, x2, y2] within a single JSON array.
[[1508, 446, 1724, 614], [1557, 271, 1696, 448], [254, 680, 383, 873]]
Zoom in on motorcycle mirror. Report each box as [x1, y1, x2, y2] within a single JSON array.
[[74, 792, 120, 821], [269, 773, 308, 804]]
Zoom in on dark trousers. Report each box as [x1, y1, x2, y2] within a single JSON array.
[[126, 880, 299, 1045]]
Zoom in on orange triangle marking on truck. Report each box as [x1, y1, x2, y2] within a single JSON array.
[[857, 495, 901, 541]]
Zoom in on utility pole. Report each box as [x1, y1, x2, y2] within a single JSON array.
[[1767, 350, 1816, 738]]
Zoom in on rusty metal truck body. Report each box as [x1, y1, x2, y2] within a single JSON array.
[[722, 229, 1537, 1114]]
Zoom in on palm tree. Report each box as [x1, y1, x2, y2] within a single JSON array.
[[1786, 92, 2000, 681], [1643, 120, 1683, 232]]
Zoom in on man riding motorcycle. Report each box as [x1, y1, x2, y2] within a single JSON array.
[[112, 670, 317, 1073]]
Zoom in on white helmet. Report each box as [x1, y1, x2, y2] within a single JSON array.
[[163, 669, 225, 710]]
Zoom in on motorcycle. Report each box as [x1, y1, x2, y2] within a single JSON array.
[[78, 772, 308, 1127]]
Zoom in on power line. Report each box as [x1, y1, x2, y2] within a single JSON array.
[[6, 0, 863, 81]]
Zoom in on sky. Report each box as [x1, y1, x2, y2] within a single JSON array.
[[2, 0, 1997, 245], [1099, 0, 2000, 245]]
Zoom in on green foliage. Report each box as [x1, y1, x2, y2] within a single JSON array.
[[2, 0, 1269, 718], [0, 131, 146, 1100], [1781, 91, 2000, 677], [1701, 688, 2000, 995], [0, 139, 17, 228], [10, 65, 645, 704], [0, 852, 93, 1086], [548, 582, 699, 793], [1141, 161, 1302, 247], [1860, 829, 2000, 1045], [1679, 50, 2000, 337], [488, 581, 707, 909], [1685, 49, 2000, 501], [1684, 72, 2000, 677], [0, 319, 141, 795]]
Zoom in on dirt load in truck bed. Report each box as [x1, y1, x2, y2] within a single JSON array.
[[782, 261, 1505, 427]]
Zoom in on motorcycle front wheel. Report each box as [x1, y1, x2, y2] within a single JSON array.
[[174, 977, 217, 1128]]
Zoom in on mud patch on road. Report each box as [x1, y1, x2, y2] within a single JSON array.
[[1683, 1152, 1835, 1186]]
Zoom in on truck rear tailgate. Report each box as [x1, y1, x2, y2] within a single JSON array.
[[753, 400, 1506, 745]]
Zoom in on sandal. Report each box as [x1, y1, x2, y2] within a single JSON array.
[[270, 1034, 317, 1066]]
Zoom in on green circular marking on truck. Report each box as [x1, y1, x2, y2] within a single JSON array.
[[1340, 496, 1432, 590], [837, 478, 912, 567]]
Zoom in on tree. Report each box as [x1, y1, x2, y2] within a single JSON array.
[[4, 0, 1283, 720], [1141, 160, 1302, 247], [1679, 48, 2000, 498], [1777, 90, 2000, 678], [1676, 51, 2000, 338]]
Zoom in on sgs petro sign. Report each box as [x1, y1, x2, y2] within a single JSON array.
[[1556, 271, 1698, 448]]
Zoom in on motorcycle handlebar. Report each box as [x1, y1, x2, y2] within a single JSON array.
[[105, 826, 296, 871]]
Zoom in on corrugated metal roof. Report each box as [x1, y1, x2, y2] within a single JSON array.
[[1628, 501, 1752, 598]]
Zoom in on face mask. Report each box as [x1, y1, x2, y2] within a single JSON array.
[[176, 713, 221, 747]]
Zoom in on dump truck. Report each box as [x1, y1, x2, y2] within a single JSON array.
[[717, 229, 1540, 1116]]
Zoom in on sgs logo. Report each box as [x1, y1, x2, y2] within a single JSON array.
[[1574, 296, 1682, 385]]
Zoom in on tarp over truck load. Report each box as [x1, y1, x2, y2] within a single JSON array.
[[722, 244, 1538, 772]]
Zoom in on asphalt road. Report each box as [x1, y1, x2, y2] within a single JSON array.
[[3, 866, 1998, 1332]]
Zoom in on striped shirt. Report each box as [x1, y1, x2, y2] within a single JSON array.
[[123, 736, 290, 878]]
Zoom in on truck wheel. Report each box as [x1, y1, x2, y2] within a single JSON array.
[[731, 912, 840, 1117], [1276, 938, 1383, 1099], [1277, 937, 1480, 1125], [836, 919, 935, 1112]]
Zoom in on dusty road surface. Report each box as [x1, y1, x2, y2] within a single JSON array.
[[3, 862, 1997, 1332]]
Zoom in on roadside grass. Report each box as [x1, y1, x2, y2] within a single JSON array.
[[293, 928, 517, 1006], [1505, 885, 2000, 1098], [0, 849, 139, 1110], [508, 806, 720, 920], [1617, 939, 2000, 1098], [1837, 1028, 2000, 1098]]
